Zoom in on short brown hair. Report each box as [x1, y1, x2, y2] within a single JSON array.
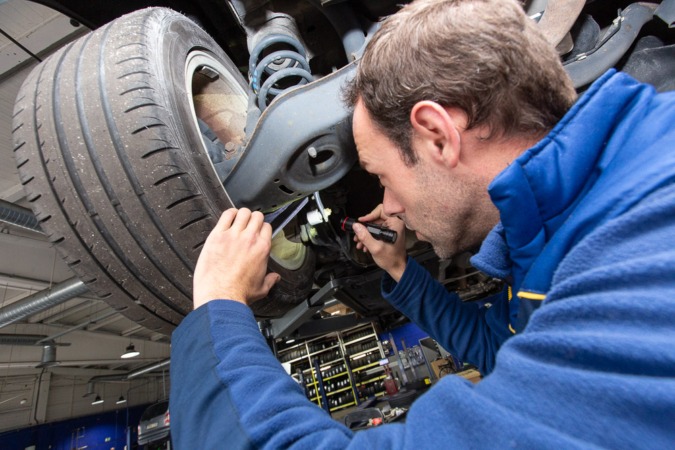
[[344, 0, 576, 165]]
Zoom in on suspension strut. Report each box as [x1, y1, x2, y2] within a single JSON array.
[[248, 34, 314, 110]]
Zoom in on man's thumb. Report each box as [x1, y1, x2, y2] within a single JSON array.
[[352, 223, 371, 242], [264, 272, 281, 292]]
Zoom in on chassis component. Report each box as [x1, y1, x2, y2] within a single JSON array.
[[13, 0, 675, 336]]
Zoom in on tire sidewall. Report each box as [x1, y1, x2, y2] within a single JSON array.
[[154, 12, 246, 213]]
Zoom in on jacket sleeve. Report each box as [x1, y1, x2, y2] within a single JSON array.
[[381, 258, 512, 374], [169, 300, 582, 450], [170, 185, 675, 449]]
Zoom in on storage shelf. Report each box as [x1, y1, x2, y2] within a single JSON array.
[[309, 344, 340, 356], [355, 374, 386, 387], [280, 322, 385, 408], [358, 391, 386, 400], [343, 333, 377, 346], [352, 361, 380, 373], [277, 341, 306, 354], [348, 346, 380, 360], [330, 401, 356, 412], [285, 355, 309, 364], [326, 386, 352, 397], [358, 365, 384, 376], [306, 332, 338, 344], [323, 371, 348, 381], [318, 357, 344, 367], [302, 357, 344, 374]]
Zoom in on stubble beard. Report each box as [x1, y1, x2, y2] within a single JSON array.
[[414, 169, 494, 261]]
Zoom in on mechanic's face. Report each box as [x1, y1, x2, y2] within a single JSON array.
[[353, 101, 487, 259]]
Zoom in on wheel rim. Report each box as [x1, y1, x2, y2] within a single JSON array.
[[185, 50, 248, 184], [185, 50, 307, 271], [270, 229, 306, 271]]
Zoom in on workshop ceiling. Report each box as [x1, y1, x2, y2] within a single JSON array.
[[0, 0, 170, 433]]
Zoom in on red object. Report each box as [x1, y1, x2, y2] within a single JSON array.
[[340, 216, 351, 231]]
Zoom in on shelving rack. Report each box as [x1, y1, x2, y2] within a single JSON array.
[[276, 322, 386, 413]]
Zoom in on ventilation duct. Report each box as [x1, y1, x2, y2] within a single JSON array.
[[0, 278, 89, 329], [0, 199, 41, 233], [0, 200, 91, 329], [84, 359, 171, 396]]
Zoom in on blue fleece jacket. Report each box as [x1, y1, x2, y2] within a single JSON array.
[[170, 71, 675, 448]]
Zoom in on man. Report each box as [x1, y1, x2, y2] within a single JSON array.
[[342, 0, 577, 371], [170, 0, 675, 447]]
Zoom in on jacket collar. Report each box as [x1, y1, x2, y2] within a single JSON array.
[[474, 69, 645, 296]]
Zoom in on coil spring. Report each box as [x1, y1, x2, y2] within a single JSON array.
[[249, 34, 313, 110]]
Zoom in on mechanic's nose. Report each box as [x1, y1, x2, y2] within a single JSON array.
[[382, 188, 404, 218]]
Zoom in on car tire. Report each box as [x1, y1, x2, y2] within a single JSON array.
[[13, 7, 314, 334]]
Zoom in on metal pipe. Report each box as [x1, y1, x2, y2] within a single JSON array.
[[0, 333, 50, 346], [0, 199, 41, 232], [0, 278, 89, 329], [0, 200, 94, 329], [127, 359, 171, 379], [35, 310, 118, 344], [84, 358, 172, 396]]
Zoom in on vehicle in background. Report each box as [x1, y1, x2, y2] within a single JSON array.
[[137, 400, 171, 450]]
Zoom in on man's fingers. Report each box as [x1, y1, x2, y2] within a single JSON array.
[[260, 221, 273, 242], [359, 204, 385, 223], [215, 208, 238, 233], [263, 272, 281, 293], [248, 210, 266, 232], [231, 208, 252, 231], [353, 223, 378, 251]]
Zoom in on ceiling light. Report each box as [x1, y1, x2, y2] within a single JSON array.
[[116, 395, 127, 405], [121, 343, 140, 359], [285, 338, 295, 344], [91, 395, 104, 405]]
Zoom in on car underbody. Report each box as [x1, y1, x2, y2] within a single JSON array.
[[13, 0, 675, 342]]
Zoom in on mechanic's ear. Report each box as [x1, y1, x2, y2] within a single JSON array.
[[410, 101, 461, 169]]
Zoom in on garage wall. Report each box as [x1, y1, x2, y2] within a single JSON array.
[[0, 370, 169, 433], [0, 402, 148, 449]]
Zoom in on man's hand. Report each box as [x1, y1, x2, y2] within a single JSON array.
[[193, 208, 280, 309], [353, 204, 408, 282]]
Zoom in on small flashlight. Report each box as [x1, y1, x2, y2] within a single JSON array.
[[340, 217, 398, 244]]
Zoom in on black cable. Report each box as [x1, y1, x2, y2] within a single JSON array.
[[0, 26, 42, 62]]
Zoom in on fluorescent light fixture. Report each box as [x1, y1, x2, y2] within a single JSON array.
[[121, 343, 140, 359], [91, 395, 104, 405], [116, 395, 127, 404], [285, 338, 295, 344]]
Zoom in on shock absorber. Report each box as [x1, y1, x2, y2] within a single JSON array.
[[248, 34, 314, 110]]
